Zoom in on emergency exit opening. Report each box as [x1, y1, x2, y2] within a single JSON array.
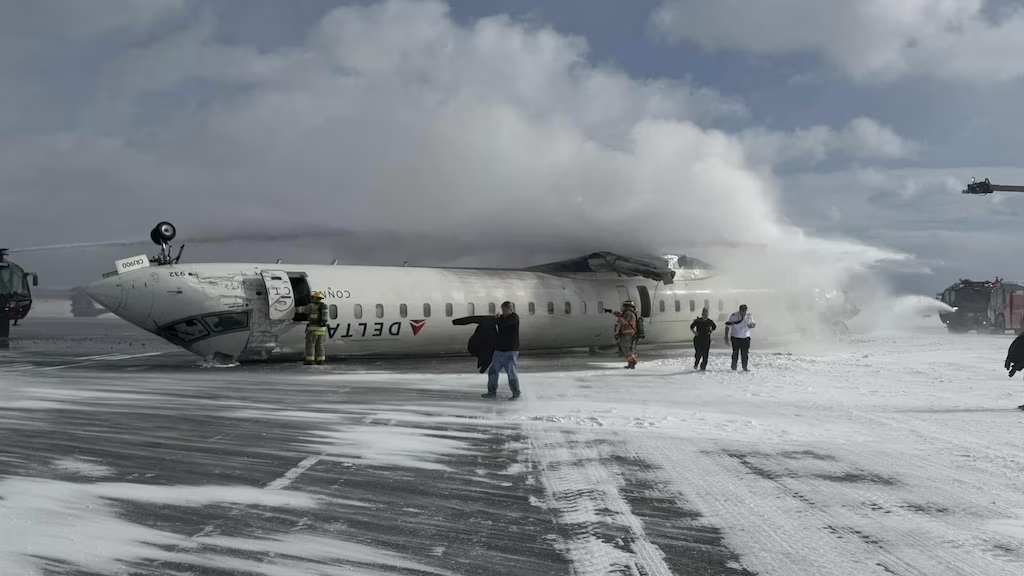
[[636, 285, 652, 318], [289, 274, 311, 322]]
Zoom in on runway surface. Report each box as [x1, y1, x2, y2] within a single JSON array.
[[2, 315, 1024, 575]]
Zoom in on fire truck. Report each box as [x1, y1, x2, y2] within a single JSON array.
[[988, 278, 1024, 334], [0, 248, 39, 339], [936, 279, 996, 333]]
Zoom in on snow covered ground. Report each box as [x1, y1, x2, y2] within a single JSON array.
[[1, 313, 1023, 575]]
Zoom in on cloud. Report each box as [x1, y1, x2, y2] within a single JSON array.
[[652, 0, 1024, 82], [775, 167, 1024, 292], [0, 0, 916, 304], [740, 117, 917, 167], [0, 0, 186, 71]]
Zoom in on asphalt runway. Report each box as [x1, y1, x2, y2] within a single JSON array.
[[0, 317, 751, 576]]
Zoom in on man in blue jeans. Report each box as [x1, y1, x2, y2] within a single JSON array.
[[483, 301, 521, 400]]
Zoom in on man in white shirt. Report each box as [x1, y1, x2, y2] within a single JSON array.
[[724, 304, 755, 371]]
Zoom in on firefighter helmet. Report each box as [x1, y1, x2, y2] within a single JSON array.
[[622, 299, 635, 308], [311, 291, 324, 300]]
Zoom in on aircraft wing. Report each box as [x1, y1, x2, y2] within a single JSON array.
[[526, 251, 678, 284]]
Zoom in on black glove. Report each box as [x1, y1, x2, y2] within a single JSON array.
[[1006, 359, 1012, 370], [603, 308, 613, 313]]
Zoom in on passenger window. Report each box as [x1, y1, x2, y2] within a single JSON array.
[[690, 300, 695, 312], [674, 300, 680, 312], [354, 304, 363, 319], [489, 302, 496, 315], [375, 304, 384, 319], [565, 302, 572, 314], [582, 301, 587, 314], [423, 303, 431, 318], [468, 303, 475, 315], [399, 303, 408, 318], [659, 300, 665, 312], [329, 304, 338, 320], [547, 302, 554, 315], [718, 299, 724, 311], [445, 303, 453, 317], [529, 302, 536, 315], [598, 300, 604, 312], [704, 299, 710, 311]]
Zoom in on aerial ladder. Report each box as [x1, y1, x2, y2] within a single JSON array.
[[963, 177, 1024, 195]]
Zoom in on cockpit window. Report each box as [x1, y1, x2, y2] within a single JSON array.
[[203, 312, 249, 333], [163, 318, 209, 342], [0, 263, 29, 296]]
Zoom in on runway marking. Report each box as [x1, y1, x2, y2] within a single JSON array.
[[266, 455, 322, 490]]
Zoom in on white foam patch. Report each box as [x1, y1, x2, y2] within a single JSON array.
[[0, 477, 449, 576], [986, 510, 1024, 541], [305, 424, 484, 471], [52, 457, 114, 478]]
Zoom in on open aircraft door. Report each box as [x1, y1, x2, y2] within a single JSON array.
[[260, 270, 295, 320], [635, 285, 652, 318]]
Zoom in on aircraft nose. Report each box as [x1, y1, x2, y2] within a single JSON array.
[[85, 276, 123, 313], [84, 273, 155, 328]]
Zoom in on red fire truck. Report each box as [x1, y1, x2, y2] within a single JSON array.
[[989, 278, 1024, 334]]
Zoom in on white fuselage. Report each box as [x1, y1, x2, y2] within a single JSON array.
[[85, 262, 788, 362]]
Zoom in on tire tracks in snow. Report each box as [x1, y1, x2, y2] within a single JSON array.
[[630, 424, 1023, 575], [524, 422, 755, 575], [525, 423, 675, 576]]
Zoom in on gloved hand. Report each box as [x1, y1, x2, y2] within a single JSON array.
[[603, 308, 613, 314], [1006, 359, 1012, 370]]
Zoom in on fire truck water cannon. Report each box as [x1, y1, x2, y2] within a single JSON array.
[[963, 177, 1024, 195]]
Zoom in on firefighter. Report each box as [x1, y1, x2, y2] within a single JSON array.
[[304, 291, 328, 365], [604, 300, 642, 369]]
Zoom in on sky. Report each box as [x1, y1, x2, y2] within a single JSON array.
[[2, 0, 1024, 295]]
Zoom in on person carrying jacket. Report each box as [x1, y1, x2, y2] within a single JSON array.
[[303, 291, 328, 365], [487, 301, 521, 399], [604, 300, 640, 369], [690, 307, 716, 370], [452, 301, 521, 400]]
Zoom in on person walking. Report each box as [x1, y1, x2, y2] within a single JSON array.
[[690, 307, 716, 370], [724, 304, 755, 371], [1005, 332, 1024, 410], [483, 301, 521, 400]]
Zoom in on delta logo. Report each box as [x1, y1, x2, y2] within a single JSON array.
[[409, 319, 427, 335]]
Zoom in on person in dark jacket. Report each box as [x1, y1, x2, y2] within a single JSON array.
[[487, 301, 521, 400], [1005, 333, 1024, 410], [451, 301, 521, 400], [1007, 333, 1024, 377], [690, 307, 716, 370]]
